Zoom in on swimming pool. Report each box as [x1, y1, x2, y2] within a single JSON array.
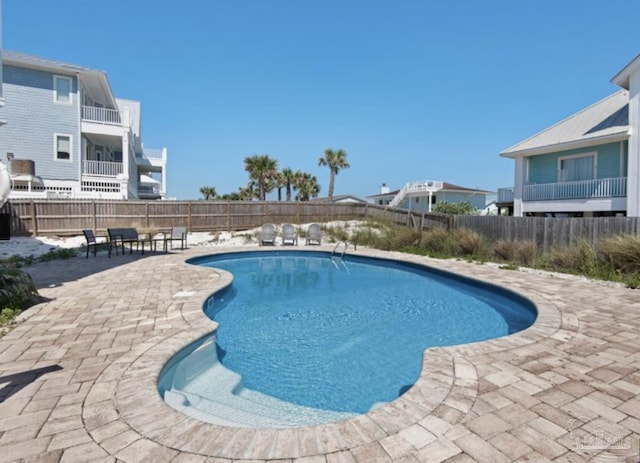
[[158, 251, 536, 428]]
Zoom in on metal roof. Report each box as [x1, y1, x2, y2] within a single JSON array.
[[611, 54, 640, 90], [500, 90, 629, 158], [3, 50, 106, 75], [3, 50, 117, 108]]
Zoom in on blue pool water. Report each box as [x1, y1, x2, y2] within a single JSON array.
[[159, 251, 536, 427]]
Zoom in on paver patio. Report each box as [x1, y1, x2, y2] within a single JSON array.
[[0, 245, 639, 462]]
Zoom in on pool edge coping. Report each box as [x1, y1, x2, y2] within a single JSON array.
[[92, 246, 566, 460]]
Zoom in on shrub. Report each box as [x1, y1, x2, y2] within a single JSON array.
[[0, 265, 40, 313], [432, 200, 478, 215], [494, 240, 518, 261], [419, 228, 458, 256], [351, 227, 384, 248], [544, 240, 598, 276], [454, 229, 484, 256], [389, 227, 422, 251], [516, 241, 538, 267], [599, 234, 640, 274]]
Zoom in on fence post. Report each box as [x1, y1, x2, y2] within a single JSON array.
[[227, 201, 231, 232], [187, 202, 192, 232], [448, 215, 455, 232], [92, 201, 97, 232], [30, 201, 38, 236]]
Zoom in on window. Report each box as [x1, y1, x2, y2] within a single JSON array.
[[55, 134, 72, 161], [559, 153, 596, 182], [54, 75, 72, 104]]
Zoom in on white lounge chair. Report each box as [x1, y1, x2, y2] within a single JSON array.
[[259, 223, 276, 246], [281, 223, 298, 246], [306, 223, 322, 245]]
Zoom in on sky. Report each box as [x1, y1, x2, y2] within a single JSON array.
[[4, 0, 640, 200]]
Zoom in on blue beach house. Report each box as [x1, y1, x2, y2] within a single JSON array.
[[368, 181, 495, 214], [499, 54, 640, 217], [0, 50, 167, 200]]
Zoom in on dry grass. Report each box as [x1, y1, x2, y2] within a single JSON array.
[[454, 229, 484, 256], [599, 234, 640, 274]]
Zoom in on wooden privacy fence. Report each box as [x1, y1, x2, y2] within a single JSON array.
[[1, 200, 638, 252], [1, 200, 390, 236], [451, 215, 640, 252]]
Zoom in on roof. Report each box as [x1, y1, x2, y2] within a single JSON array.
[[3, 50, 118, 108], [500, 90, 630, 158], [309, 194, 368, 203], [3, 50, 107, 75], [611, 54, 640, 90]]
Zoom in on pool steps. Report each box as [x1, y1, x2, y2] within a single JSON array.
[[162, 337, 355, 428]]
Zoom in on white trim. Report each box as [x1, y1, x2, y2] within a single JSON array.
[[522, 197, 627, 214], [53, 75, 73, 105], [54, 133, 73, 162], [500, 132, 629, 158], [557, 151, 597, 182]]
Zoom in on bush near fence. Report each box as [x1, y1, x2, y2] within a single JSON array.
[[1, 200, 638, 252]]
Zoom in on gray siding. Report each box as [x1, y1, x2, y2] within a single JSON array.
[[0, 64, 80, 180]]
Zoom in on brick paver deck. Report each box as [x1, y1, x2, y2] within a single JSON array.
[[1, 245, 639, 462]]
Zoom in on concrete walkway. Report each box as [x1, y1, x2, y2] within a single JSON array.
[[0, 246, 639, 462]]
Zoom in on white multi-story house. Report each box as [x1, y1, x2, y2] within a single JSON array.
[[0, 50, 167, 200], [500, 53, 640, 217]]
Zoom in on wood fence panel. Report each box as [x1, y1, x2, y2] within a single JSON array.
[[453, 215, 640, 252], [4, 200, 639, 252]]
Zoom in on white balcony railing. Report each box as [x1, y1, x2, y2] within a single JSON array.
[[523, 177, 627, 201], [389, 180, 443, 207], [138, 185, 160, 195], [82, 160, 123, 177], [82, 105, 123, 125], [497, 187, 514, 203]]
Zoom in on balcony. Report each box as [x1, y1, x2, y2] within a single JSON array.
[[82, 105, 123, 125], [138, 185, 161, 199], [497, 187, 514, 203], [82, 160, 123, 177], [523, 177, 627, 201]]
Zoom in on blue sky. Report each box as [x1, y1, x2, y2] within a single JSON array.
[[4, 1, 640, 200]]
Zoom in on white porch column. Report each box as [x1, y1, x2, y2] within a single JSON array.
[[627, 72, 640, 217], [121, 131, 130, 198], [513, 156, 525, 217]]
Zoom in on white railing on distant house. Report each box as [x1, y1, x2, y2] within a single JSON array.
[[80, 180, 122, 194], [142, 148, 164, 159], [497, 187, 514, 203], [523, 177, 627, 201], [389, 180, 443, 208], [138, 185, 160, 195], [82, 160, 123, 177], [81, 105, 123, 125]]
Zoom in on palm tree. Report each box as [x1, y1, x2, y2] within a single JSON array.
[[238, 185, 255, 200], [244, 154, 278, 201], [199, 186, 217, 200], [281, 167, 296, 201], [318, 148, 350, 200], [295, 172, 321, 201], [275, 172, 285, 201], [219, 191, 241, 201]]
